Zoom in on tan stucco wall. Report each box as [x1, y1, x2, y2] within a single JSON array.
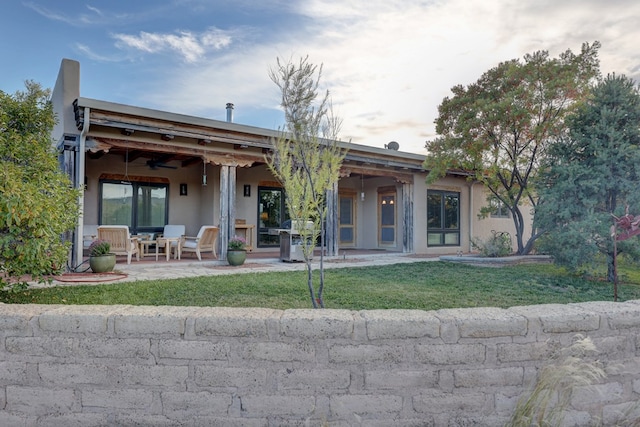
[[84, 157, 533, 256], [411, 175, 534, 255], [469, 181, 534, 253], [83, 154, 212, 237]]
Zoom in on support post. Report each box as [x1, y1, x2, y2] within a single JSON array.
[[219, 166, 229, 260], [325, 183, 339, 256], [402, 182, 414, 253], [219, 164, 237, 260]]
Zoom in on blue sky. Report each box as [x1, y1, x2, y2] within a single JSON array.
[[2, 0, 640, 154]]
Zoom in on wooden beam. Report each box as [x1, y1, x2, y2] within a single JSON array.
[[92, 137, 262, 167], [89, 111, 272, 148], [340, 166, 414, 184], [181, 157, 202, 168]]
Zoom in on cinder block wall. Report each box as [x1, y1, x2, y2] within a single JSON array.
[[0, 301, 639, 426]]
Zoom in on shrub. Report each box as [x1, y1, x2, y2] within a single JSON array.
[[471, 230, 512, 257], [89, 239, 111, 256], [0, 82, 80, 289], [228, 236, 247, 250], [509, 335, 606, 427]]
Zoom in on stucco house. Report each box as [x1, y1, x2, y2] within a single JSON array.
[[51, 59, 531, 266]]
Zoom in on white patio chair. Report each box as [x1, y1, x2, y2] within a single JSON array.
[[180, 226, 219, 261]]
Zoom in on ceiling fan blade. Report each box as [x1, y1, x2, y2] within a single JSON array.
[[146, 160, 178, 170], [157, 163, 178, 169]]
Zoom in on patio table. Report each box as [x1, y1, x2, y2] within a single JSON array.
[[137, 238, 157, 259], [156, 237, 181, 261]]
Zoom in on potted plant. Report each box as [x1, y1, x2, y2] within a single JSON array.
[[88, 239, 116, 273], [227, 236, 247, 266]]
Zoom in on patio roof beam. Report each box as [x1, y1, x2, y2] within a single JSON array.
[[343, 153, 423, 172], [341, 166, 413, 184], [85, 111, 273, 150], [91, 137, 262, 168]]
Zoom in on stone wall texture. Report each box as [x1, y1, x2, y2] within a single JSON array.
[[0, 301, 639, 426]]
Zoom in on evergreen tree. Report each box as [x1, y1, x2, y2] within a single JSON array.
[[536, 74, 640, 282]]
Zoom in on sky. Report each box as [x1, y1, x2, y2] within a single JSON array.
[[2, 0, 640, 154]]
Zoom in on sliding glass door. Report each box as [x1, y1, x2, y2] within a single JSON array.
[[99, 180, 168, 235]]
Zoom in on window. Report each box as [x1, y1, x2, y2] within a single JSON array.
[[99, 180, 168, 235], [489, 197, 510, 218], [427, 190, 460, 246]]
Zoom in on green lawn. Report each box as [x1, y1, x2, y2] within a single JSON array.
[[2, 261, 640, 310]]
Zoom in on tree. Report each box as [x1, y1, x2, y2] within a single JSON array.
[[267, 56, 347, 308], [0, 81, 80, 289], [424, 42, 601, 254], [535, 74, 640, 282]]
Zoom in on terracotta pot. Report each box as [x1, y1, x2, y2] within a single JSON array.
[[89, 254, 116, 273]]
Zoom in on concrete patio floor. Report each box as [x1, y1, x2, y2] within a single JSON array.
[[43, 250, 441, 288]]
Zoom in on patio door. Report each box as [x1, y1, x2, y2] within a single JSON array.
[[99, 180, 168, 235], [339, 193, 356, 247], [257, 186, 287, 247], [378, 190, 396, 247]]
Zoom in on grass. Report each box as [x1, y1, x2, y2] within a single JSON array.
[[2, 260, 640, 310], [509, 334, 607, 427]]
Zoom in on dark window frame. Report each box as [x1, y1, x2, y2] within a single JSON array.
[[427, 190, 460, 247], [98, 179, 169, 236], [489, 196, 510, 218], [257, 186, 288, 248]]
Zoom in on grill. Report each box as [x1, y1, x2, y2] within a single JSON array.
[[278, 220, 314, 262]]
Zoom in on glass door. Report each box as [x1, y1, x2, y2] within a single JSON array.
[[339, 193, 356, 247], [378, 191, 396, 246], [257, 187, 287, 247]]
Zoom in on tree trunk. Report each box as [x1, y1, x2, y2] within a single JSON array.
[[607, 251, 616, 283], [512, 207, 526, 255], [306, 261, 317, 309]]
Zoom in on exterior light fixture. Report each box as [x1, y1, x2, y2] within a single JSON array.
[[202, 162, 207, 186], [161, 134, 174, 141]]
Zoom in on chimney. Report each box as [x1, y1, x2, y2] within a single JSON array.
[[226, 103, 234, 123]]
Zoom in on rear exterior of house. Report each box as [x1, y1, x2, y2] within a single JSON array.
[[51, 59, 532, 266]]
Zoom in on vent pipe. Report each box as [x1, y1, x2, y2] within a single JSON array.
[[226, 103, 234, 123]]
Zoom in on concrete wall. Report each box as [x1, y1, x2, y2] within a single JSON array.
[[1, 302, 639, 426]]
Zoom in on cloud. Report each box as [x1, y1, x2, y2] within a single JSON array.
[[85, 5, 104, 17], [24, 2, 78, 25], [112, 28, 233, 63], [24, 1, 129, 26], [75, 44, 125, 62], [96, 0, 640, 154]]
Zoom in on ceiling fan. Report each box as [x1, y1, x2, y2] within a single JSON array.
[[146, 158, 178, 170]]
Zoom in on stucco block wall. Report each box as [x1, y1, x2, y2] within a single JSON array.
[[0, 301, 639, 426]]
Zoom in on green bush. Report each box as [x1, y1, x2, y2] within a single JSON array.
[[0, 82, 80, 289], [472, 231, 512, 257], [88, 240, 111, 256]]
